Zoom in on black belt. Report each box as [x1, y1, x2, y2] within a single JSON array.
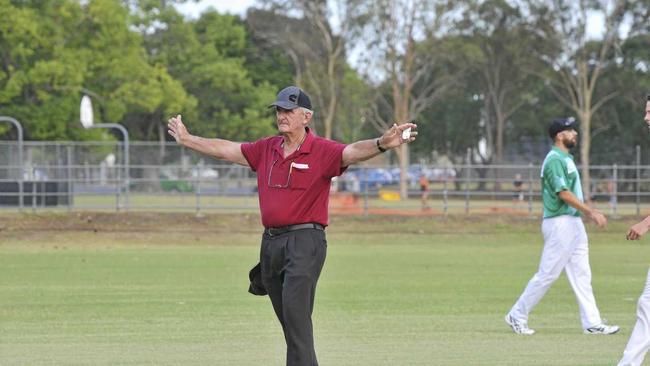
[[265, 223, 324, 237]]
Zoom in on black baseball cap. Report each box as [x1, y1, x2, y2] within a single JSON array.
[[548, 117, 577, 139], [268, 86, 312, 110]]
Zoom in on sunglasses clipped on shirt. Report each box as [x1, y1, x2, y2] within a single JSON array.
[[267, 158, 293, 188]]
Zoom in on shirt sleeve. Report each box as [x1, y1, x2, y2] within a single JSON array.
[[544, 159, 569, 193], [318, 139, 348, 179], [240, 138, 268, 173]]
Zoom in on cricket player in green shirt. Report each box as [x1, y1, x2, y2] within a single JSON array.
[[505, 117, 619, 336]]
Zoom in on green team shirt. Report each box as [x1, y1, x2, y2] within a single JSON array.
[[540, 146, 583, 218]]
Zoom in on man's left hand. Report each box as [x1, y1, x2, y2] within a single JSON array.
[[378, 122, 418, 150]]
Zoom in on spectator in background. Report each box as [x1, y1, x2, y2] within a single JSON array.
[[419, 173, 430, 210], [607, 178, 617, 213], [513, 173, 524, 206]]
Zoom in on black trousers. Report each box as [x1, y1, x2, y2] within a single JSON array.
[[260, 228, 327, 366]]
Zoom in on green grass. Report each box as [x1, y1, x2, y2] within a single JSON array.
[[1, 216, 649, 365]]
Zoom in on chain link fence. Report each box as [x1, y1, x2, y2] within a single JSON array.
[[1, 141, 650, 216]]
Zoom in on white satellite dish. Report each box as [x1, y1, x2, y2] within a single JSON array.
[[80, 95, 94, 128]]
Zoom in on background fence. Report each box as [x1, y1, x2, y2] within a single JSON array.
[[1, 141, 650, 216]]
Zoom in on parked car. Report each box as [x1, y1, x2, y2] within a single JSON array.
[[390, 165, 456, 184], [159, 168, 193, 193], [160, 176, 194, 193], [429, 167, 456, 182], [159, 167, 220, 193], [191, 167, 219, 179], [341, 168, 394, 191]]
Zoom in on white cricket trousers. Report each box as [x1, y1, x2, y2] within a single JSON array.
[[508, 215, 602, 329], [618, 268, 650, 366]]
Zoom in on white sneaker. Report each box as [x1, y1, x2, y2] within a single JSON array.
[[505, 314, 535, 335], [584, 324, 620, 335]]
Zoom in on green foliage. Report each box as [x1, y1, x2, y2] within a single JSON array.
[[590, 34, 650, 165], [139, 8, 279, 142], [243, 25, 294, 90], [0, 0, 195, 141], [81, 0, 196, 139], [0, 0, 86, 139], [333, 66, 372, 143], [0, 0, 647, 166]]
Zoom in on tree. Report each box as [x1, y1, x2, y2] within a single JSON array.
[[454, 0, 537, 166], [332, 65, 372, 142], [590, 32, 650, 167], [121, 0, 198, 143], [0, 0, 92, 140], [247, 0, 363, 140], [0, 0, 194, 143], [355, 0, 459, 198], [526, 0, 635, 199]]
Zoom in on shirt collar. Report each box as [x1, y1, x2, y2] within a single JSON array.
[[551, 146, 571, 158], [299, 127, 314, 154], [272, 127, 314, 156]]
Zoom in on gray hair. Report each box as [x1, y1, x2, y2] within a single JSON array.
[[301, 107, 313, 116]]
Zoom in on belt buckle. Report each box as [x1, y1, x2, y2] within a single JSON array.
[[268, 227, 282, 237]]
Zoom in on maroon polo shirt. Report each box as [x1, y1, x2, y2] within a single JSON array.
[[241, 128, 347, 228]]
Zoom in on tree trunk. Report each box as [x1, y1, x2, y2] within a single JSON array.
[[323, 50, 338, 139], [494, 106, 505, 193], [395, 144, 409, 199], [324, 93, 336, 139], [394, 107, 410, 199], [579, 112, 592, 202]]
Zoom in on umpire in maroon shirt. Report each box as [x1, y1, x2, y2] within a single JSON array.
[[167, 86, 417, 366]]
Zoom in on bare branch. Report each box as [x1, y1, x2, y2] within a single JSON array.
[[591, 91, 618, 114]]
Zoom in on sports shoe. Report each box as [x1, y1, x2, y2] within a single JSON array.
[[505, 314, 535, 335], [584, 323, 620, 335]]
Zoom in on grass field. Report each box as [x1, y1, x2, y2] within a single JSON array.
[[1, 213, 649, 365]]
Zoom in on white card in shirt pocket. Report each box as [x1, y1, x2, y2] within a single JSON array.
[[291, 162, 309, 170]]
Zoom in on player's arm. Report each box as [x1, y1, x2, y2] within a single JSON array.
[[558, 190, 607, 227], [626, 216, 650, 240], [341, 122, 417, 167], [167, 115, 249, 166]]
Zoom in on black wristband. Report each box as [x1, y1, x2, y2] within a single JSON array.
[[376, 138, 387, 153]]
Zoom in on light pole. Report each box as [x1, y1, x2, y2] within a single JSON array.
[[80, 95, 130, 211], [0, 116, 24, 210]]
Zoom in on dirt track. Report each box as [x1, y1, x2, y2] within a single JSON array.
[[0, 212, 263, 234], [1, 211, 636, 238]]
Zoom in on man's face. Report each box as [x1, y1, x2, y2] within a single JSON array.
[[558, 129, 578, 149], [275, 107, 309, 134], [645, 101, 650, 131]]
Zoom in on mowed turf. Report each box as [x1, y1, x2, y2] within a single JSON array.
[[1, 214, 649, 365]]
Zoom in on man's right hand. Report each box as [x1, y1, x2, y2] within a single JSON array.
[[588, 209, 607, 227], [627, 219, 650, 240], [167, 114, 188, 145]]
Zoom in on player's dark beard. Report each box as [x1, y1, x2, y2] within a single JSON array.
[[564, 139, 576, 149]]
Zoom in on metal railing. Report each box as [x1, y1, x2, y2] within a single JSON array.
[[1, 141, 649, 215]]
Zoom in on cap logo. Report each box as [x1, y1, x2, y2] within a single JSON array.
[[289, 94, 297, 102]]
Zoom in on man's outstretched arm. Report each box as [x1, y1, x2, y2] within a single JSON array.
[[341, 122, 418, 167], [167, 115, 249, 166]]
